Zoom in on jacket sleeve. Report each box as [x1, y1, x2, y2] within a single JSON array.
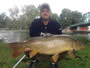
[[29, 20, 40, 37], [54, 21, 62, 34]]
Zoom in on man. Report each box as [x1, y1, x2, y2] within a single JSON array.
[[25, 3, 62, 68]]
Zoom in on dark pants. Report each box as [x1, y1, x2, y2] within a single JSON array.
[[25, 52, 58, 68], [28, 60, 58, 68]]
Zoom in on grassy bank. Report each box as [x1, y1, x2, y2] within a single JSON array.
[[0, 42, 27, 68]]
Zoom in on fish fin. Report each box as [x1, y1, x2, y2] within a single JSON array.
[[68, 50, 82, 60], [51, 54, 59, 63], [29, 50, 38, 58], [9, 43, 24, 58], [68, 50, 77, 58]]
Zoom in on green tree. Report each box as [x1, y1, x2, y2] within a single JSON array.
[[9, 6, 19, 20], [60, 8, 82, 29], [8, 6, 20, 29], [8, 5, 40, 30], [51, 13, 60, 21], [60, 8, 72, 28], [18, 5, 40, 30], [71, 11, 82, 24], [0, 13, 10, 28]]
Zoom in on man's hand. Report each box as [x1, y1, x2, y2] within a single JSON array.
[[24, 48, 31, 57], [40, 32, 53, 37]]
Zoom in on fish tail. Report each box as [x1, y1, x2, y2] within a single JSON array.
[[9, 43, 25, 58]]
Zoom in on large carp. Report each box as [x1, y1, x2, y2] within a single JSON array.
[[9, 35, 84, 63]]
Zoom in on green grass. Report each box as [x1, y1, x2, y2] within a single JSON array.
[[0, 42, 90, 68]]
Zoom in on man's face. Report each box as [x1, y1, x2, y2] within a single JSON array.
[[40, 8, 50, 20]]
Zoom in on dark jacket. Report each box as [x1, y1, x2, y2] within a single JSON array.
[[29, 18, 62, 37]]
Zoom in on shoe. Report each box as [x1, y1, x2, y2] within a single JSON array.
[[50, 63, 58, 68], [28, 61, 36, 68], [28, 60, 40, 68]]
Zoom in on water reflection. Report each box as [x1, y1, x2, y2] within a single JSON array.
[[0, 30, 29, 43], [88, 33, 90, 40]]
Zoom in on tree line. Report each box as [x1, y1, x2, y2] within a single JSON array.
[[0, 5, 87, 30]]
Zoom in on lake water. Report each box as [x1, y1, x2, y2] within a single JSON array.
[[0, 30, 90, 43], [0, 30, 29, 43], [88, 33, 90, 40]]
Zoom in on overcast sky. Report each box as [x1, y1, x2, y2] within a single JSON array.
[[0, 0, 90, 15]]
